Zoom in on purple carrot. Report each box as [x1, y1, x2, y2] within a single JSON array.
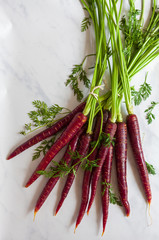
[[87, 121, 117, 214], [7, 101, 86, 160], [127, 114, 152, 204], [101, 145, 113, 236], [55, 133, 91, 215], [115, 122, 130, 216], [34, 127, 85, 219], [75, 110, 108, 230], [25, 112, 87, 188]]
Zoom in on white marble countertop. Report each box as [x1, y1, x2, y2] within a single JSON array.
[[0, 1, 159, 240]]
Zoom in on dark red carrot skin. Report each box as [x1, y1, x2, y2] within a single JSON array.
[[25, 112, 87, 188], [93, 110, 108, 140], [115, 122, 130, 216], [7, 101, 86, 160], [34, 127, 85, 215], [75, 110, 108, 228], [55, 133, 91, 215], [87, 121, 117, 214], [127, 114, 152, 204], [107, 111, 111, 123], [101, 145, 113, 236]]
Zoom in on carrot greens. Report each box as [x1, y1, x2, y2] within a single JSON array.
[[37, 149, 99, 178], [146, 161, 156, 175], [20, 100, 70, 135], [101, 181, 122, 206], [131, 73, 152, 106], [90, 131, 116, 149], [145, 101, 159, 124], [81, 16, 92, 32], [65, 54, 94, 101], [32, 136, 56, 161]]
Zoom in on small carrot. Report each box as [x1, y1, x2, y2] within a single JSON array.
[[25, 112, 87, 188], [127, 114, 152, 204], [7, 101, 86, 160], [55, 133, 91, 215], [101, 145, 113, 236], [75, 110, 108, 230], [34, 127, 85, 218], [87, 121, 117, 214], [115, 122, 130, 216]]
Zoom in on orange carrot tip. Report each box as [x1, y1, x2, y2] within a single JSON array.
[[87, 210, 89, 216], [148, 201, 151, 216], [126, 212, 130, 217], [74, 225, 78, 234], [25, 183, 30, 188], [148, 199, 151, 206], [102, 230, 105, 237], [55, 209, 59, 216], [33, 210, 37, 221], [126, 205, 130, 217], [54, 209, 59, 216]]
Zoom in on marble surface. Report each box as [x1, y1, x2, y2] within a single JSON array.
[[0, 1, 159, 240]]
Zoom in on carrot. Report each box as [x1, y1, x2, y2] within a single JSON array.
[[87, 121, 117, 214], [115, 122, 130, 216], [127, 114, 152, 204], [33, 127, 85, 218], [7, 101, 86, 160], [25, 112, 87, 188], [101, 144, 113, 236], [55, 133, 91, 215], [75, 110, 108, 230]]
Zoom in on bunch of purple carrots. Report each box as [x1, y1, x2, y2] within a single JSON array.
[[7, 0, 158, 235]]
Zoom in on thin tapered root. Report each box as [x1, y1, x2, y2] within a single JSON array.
[[74, 225, 78, 234], [33, 210, 37, 221], [54, 208, 59, 216], [102, 229, 105, 237], [147, 201, 152, 226], [25, 183, 30, 188], [126, 212, 130, 217], [125, 205, 130, 217], [148, 199, 151, 206], [55, 208, 59, 216]]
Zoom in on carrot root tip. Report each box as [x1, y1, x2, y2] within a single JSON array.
[[25, 183, 30, 188], [54, 210, 58, 216], [147, 202, 152, 226], [74, 225, 78, 234], [148, 199, 151, 206], [55, 209, 59, 216], [102, 230, 105, 237], [126, 212, 130, 217], [87, 210, 89, 216], [33, 210, 37, 221], [126, 207, 130, 217]]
